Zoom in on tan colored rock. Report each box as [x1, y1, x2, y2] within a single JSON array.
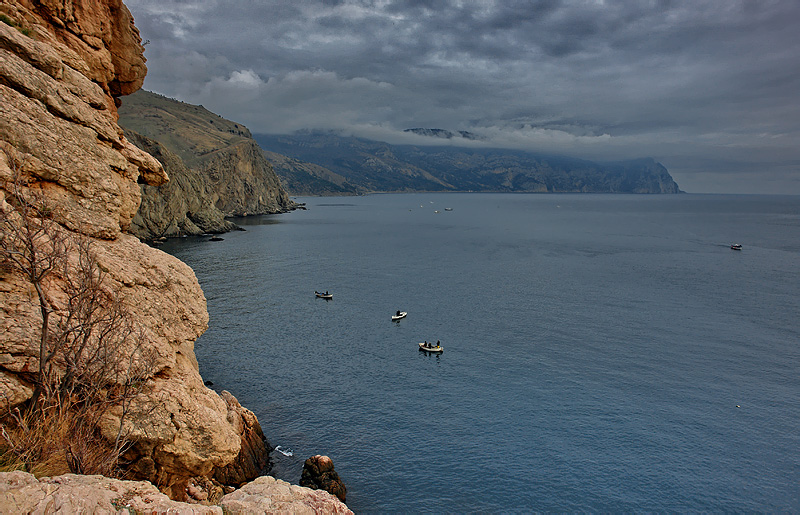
[[0, 370, 33, 409], [213, 391, 271, 487], [0, 471, 352, 514], [220, 475, 353, 515], [0, 16, 165, 239], [0, 0, 268, 499], [0, 471, 221, 514]]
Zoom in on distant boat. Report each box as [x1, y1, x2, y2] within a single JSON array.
[[392, 311, 408, 321], [730, 244, 743, 251], [315, 291, 333, 299], [444, 207, 453, 211], [418, 341, 443, 353]]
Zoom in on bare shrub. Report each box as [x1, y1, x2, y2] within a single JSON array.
[[0, 147, 156, 476]]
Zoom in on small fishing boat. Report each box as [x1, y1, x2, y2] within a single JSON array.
[[444, 207, 453, 211], [315, 291, 333, 299], [730, 243, 742, 251], [392, 311, 408, 321], [418, 341, 443, 353]]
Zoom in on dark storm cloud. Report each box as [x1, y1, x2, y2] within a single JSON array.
[[125, 0, 800, 193]]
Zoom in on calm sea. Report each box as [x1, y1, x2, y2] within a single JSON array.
[[159, 193, 800, 513]]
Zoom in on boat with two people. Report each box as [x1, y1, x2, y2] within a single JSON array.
[[418, 340, 443, 353], [315, 291, 333, 300], [392, 310, 408, 321], [730, 243, 743, 251]]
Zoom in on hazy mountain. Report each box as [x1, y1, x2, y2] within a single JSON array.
[[255, 131, 681, 195]]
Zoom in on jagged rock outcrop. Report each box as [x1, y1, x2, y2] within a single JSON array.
[[222, 475, 352, 514], [118, 90, 295, 240], [1, 0, 267, 498], [299, 455, 347, 503], [0, 471, 352, 514]]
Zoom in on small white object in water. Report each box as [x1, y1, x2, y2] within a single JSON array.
[[274, 445, 294, 456]]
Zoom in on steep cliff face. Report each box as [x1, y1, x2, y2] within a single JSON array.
[[118, 90, 294, 240], [0, 0, 267, 497]]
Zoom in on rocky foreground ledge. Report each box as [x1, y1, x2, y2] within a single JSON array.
[[0, 471, 353, 514]]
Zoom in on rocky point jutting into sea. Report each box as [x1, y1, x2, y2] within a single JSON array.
[[0, 0, 348, 511], [118, 89, 297, 241]]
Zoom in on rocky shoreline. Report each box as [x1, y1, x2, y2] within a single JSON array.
[[0, 470, 352, 514]]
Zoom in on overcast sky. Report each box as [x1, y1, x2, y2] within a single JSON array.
[[124, 0, 800, 194]]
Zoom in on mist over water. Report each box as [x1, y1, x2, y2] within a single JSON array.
[[160, 193, 800, 513]]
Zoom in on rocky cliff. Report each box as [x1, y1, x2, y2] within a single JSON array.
[[118, 90, 295, 240], [0, 0, 270, 500]]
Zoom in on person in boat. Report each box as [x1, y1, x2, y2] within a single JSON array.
[[436, 340, 440, 348], [396, 310, 401, 316]]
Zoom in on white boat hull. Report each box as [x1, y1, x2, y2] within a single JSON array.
[[418, 342, 443, 353], [392, 312, 408, 321]]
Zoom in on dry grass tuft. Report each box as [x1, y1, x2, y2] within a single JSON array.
[[1, 402, 127, 478]]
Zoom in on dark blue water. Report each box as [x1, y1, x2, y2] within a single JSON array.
[[160, 193, 800, 513]]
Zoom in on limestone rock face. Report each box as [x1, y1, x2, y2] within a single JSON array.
[[0, 8, 165, 239], [0, 471, 353, 514], [220, 475, 353, 515], [118, 90, 296, 240], [213, 391, 271, 488], [299, 455, 347, 503], [0, 471, 221, 514], [0, 0, 267, 497]]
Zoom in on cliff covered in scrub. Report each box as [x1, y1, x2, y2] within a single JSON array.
[[0, 1, 347, 511]]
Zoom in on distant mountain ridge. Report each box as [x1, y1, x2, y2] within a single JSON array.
[[404, 128, 483, 140], [117, 90, 680, 202], [256, 131, 681, 195]]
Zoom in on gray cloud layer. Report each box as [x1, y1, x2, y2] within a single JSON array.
[[125, 0, 800, 193]]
